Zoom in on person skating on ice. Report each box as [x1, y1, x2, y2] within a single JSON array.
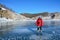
[[36, 17, 44, 32]]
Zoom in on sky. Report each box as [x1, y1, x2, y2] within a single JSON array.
[[0, 0, 60, 14]]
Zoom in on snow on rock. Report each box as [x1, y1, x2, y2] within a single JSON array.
[[1, 7, 6, 10], [42, 16, 51, 20], [12, 14, 32, 21]]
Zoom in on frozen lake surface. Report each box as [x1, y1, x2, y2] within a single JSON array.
[[0, 21, 60, 40]]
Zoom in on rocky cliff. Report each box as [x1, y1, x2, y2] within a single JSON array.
[[0, 4, 27, 21]]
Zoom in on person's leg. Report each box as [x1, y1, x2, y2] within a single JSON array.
[[40, 27, 42, 30], [37, 27, 39, 30], [40, 27, 42, 32]]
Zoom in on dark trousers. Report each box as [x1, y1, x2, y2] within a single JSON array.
[[37, 27, 42, 30]]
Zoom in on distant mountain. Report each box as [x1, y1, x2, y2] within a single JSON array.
[[20, 12, 60, 20], [20, 12, 49, 18], [0, 4, 60, 21]]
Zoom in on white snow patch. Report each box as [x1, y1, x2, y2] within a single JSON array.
[[1, 7, 6, 10]]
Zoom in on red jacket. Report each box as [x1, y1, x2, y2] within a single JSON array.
[[36, 18, 44, 27]]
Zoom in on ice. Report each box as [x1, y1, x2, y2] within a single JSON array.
[[52, 31, 55, 34], [0, 21, 60, 40], [0, 18, 13, 22]]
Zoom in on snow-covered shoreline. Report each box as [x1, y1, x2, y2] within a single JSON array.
[[0, 18, 60, 23]]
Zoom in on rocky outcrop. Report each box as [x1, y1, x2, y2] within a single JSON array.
[[0, 4, 28, 21]]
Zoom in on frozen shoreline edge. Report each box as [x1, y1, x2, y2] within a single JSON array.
[[0, 19, 60, 23]]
